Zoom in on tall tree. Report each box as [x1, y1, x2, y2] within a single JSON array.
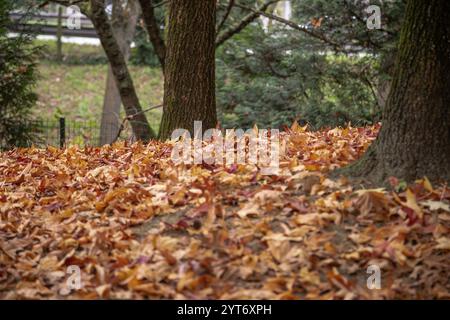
[[344, 0, 450, 183], [158, 0, 217, 140]]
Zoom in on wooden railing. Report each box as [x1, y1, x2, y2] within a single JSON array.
[[8, 12, 98, 38]]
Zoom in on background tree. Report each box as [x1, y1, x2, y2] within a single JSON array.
[[216, 0, 404, 129], [44, 0, 155, 141], [100, 0, 140, 145], [158, 0, 217, 140], [89, 0, 156, 141], [0, 0, 40, 149], [344, 0, 450, 183]]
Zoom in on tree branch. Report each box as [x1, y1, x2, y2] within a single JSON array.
[[113, 104, 163, 143], [215, 0, 279, 48], [233, 2, 343, 51], [216, 0, 235, 35], [138, 0, 166, 71], [152, 0, 170, 8]]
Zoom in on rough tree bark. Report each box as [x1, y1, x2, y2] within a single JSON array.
[[343, 0, 450, 184], [158, 0, 217, 140], [99, 0, 139, 145], [90, 0, 155, 141]]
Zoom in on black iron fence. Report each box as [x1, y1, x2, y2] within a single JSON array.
[[31, 117, 106, 148], [0, 118, 135, 150]]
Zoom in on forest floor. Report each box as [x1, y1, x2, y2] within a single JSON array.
[[1, 124, 449, 299]]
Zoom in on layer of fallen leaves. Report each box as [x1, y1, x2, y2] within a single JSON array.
[[0, 124, 449, 299]]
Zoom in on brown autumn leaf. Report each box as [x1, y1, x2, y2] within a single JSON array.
[[354, 189, 390, 216]]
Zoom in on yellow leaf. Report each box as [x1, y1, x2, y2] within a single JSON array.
[[435, 238, 450, 250], [237, 203, 259, 218], [405, 189, 423, 219], [423, 177, 434, 192]]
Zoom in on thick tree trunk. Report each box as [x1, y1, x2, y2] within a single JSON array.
[[90, 0, 155, 141], [99, 0, 139, 145], [344, 0, 450, 184], [158, 0, 217, 140], [138, 0, 166, 71]]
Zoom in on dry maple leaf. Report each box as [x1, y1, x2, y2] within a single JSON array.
[[354, 189, 390, 216]]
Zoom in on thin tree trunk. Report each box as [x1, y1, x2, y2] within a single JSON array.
[[90, 0, 155, 141], [344, 0, 450, 184], [158, 0, 217, 140], [100, 68, 122, 145], [138, 0, 166, 71], [99, 0, 139, 145]]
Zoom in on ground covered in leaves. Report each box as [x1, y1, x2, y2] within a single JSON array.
[[0, 124, 449, 299]]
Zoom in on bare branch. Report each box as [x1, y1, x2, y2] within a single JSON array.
[[216, 0, 235, 35], [152, 0, 170, 8], [138, 0, 166, 71], [233, 2, 343, 51], [113, 104, 163, 143], [216, 0, 280, 48]]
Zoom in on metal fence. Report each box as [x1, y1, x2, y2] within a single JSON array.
[[1, 118, 135, 150], [32, 117, 105, 148]]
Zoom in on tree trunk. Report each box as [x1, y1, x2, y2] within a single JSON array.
[[99, 0, 139, 145], [158, 0, 217, 140], [90, 0, 155, 141], [344, 0, 450, 184], [100, 68, 121, 145]]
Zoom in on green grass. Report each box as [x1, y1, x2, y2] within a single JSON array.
[[37, 39, 108, 64], [35, 40, 164, 132]]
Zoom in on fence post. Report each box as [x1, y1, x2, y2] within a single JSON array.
[[59, 117, 66, 148]]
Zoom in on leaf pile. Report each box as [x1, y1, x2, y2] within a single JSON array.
[[0, 124, 449, 299]]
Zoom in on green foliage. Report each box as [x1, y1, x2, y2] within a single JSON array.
[[130, 5, 166, 67], [0, 1, 40, 149], [215, 0, 404, 129], [130, 26, 162, 67], [217, 29, 380, 129]]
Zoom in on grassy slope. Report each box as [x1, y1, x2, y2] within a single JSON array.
[[35, 40, 164, 131]]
